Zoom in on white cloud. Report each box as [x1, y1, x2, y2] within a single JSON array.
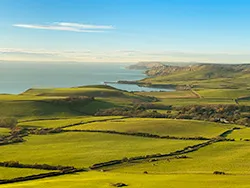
[[57, 22, 114, 29], [13, 22, 114, 33]]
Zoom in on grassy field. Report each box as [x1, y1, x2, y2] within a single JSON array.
[[0, 128, 10, 136], [0, 132, 201, 168], [18, 116, 123, 128], [136, 90, 198, 99], [195, 89, 250, 99], [1, 171, 250, 188], [155, 98, 237, 106], [114, 141, 250, 174], [65, 118, 235, 138], [0, 85, 154, 119], [227, 127, 250, 140], [0, 167, 51, 180], [1, 74, 250, 187]]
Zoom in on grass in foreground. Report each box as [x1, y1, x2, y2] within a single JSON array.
[[0, 132, 201, 168], [65, 118, 235, 138], [1, 171, 249, 188]]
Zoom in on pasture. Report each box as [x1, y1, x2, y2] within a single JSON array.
[[0, 132, 201, 168], [65, 118, 235, 138], [1, 171, 250, 188]]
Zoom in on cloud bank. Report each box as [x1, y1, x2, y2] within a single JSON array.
[[1, 48, 250, 63], [13, 22, 114, 33]]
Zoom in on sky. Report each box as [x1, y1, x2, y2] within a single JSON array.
[[0, 0, 250, 63]]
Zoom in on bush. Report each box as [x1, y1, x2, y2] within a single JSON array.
[[0, 118, 17, 129]]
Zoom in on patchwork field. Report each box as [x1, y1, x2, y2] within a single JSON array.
[[114, 141, 250, 174], [1, 80, 250, 187], [1, 172, 250, 188], [195, 89, 250, 99], [136, 90, 198, 99], [65, 118, 235, 138], [18, 116, 123, 128], [0, 132, 201, 168]]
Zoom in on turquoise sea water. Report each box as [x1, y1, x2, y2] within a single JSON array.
[[0, 62, 173, 94]]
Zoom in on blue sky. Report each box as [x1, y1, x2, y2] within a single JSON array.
[[0, 0, 250, 63]]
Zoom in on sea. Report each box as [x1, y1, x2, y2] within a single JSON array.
[[0, 62, 173, 94]]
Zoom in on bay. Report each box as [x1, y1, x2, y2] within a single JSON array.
[[0, 62, 173, 94]]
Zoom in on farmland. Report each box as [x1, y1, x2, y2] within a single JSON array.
[[1, 64, 250, 187]]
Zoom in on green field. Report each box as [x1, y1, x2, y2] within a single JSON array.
[[0, 128, 10, 136], [196, 89, 250, 99], [1, 65, 250, 187], [114, 141, 250, 174], [1, 171, 250, 188], [65, 118, 235, 138], [18, 116, 123, 128], [0, 132, 201, 168], [0, 167, 51, 180], [227, 127, 250, 140], [155, 98, 237, 106], [136, 90, 198, 99]]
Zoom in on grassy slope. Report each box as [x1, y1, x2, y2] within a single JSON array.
[[227, 127, 250, 140], [0, 85, 152, 118], [0, 167, 51, 180], [65, 118, 235, 138], [114, 141, 250, 174], [1, 172, 249, 188], [196, 89, 250, 99], [22, 86, 152, 103], [136, 90, 198, 99], [18, 116, 123, 128], [154, 98, 237, 107], [0, 132, 201, 168], [0, 101, 81, 118], [143, 64, 250, 89], [0, 128, 10, 136]]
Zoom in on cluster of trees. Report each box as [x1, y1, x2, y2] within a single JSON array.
[[0, 161, 75, 171], [48, 96, 95, 105], [29, 128, 62, 135], [173, 105, 250, 126], [95, 106, 167, 118], [0, 118, 17, 129], [96, 104, 250, 126], [0, 135, 24, 146]]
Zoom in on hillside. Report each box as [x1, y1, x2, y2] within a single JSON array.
[[145, 63, 250, 78], [127, 62, 165, 70], [140, 63, 250, 89]]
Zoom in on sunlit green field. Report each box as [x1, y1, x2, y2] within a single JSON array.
[[227, 127, 250, 140], [136, 90, 197, 99], [18, 116, 123, 128], [154, 98, 237, 106], [0, 128, 10, 136], [1, 171, 250, 188], [196, 89, 250, 99], [114, 141, 250, 174], [0, 167, 51, 180], [1, 83, 250, 187], [65, 118, 235, 138], [0, 132, 201, 168]]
